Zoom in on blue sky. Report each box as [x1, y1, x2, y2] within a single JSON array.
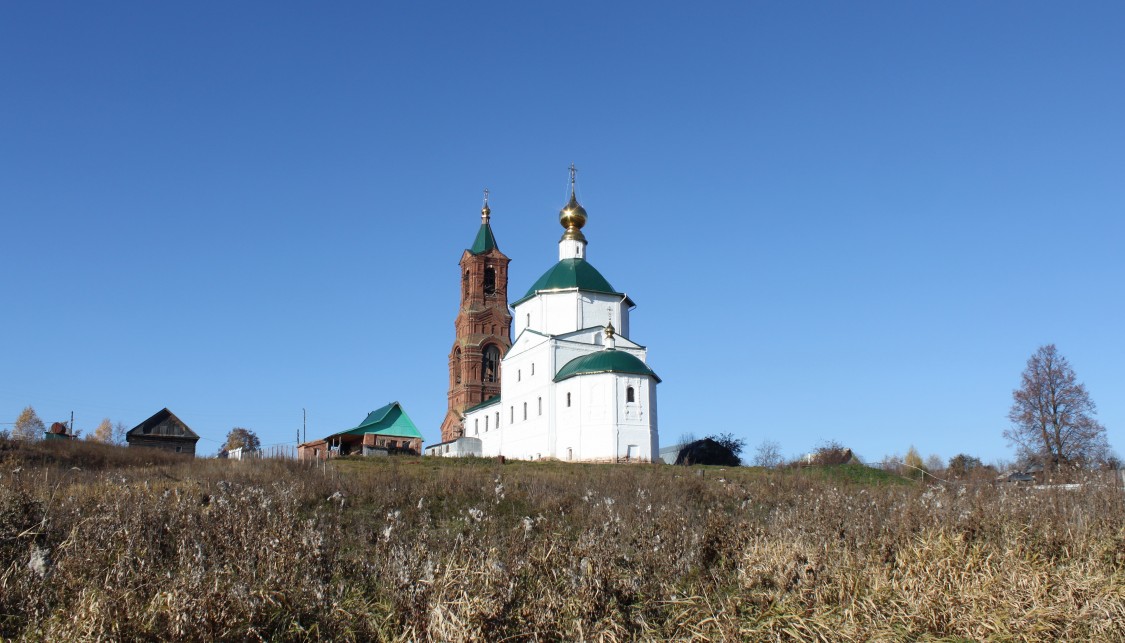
[[2, 2, 1122, 464]]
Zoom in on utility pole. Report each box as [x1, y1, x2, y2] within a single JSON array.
[[70, 411, 74, 436], [303, 408, 306, 444]]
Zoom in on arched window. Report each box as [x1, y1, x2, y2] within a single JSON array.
[[453, 348, 462, 385], [566, 392, 571, 407], [484, 266, 496, 294], [627, 386, 636, 403], [482, 345, 501, 383]]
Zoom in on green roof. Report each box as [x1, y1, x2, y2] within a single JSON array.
[[469, 223, 498, 254], [462, 396, 501, 415], [554, 349, 661, 383], [513, 258, 625, 306], [340, 401, 423, 439]]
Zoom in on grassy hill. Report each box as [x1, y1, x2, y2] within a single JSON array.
[[0, 439, 1121, 641]]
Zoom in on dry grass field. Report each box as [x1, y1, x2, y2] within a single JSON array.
[[1, 438, 1123, 641]]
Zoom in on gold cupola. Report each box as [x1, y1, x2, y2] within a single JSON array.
[[559, 164, 587, 242]]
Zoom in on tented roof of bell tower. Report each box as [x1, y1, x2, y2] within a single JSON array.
[[469, 223, 498, 254]]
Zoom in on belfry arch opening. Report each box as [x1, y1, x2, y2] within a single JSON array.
[[484, 266, 496, 295], [482, 344, 501, 383]]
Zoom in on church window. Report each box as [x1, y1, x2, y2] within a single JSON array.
[[485, 415, 489, 431], [482, 345, 501, 383], [518, 369, 521, 382], [627, 386, 636, 403], [453, 348, 462, 385], [510, 406, 514, 423], [538, 397, 542, 415], [474, 419, 478, 434], [567, 447, 573, 461], [531, 363, 535, 376], [495, 411, 499, 427], [523, 402, 527, 420], [484, 266, 496, 294], [526, 313, 530, 327], [566, 392, 571, 407], [491, 324, 496, 335]]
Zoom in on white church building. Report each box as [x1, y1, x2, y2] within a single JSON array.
[[427, 172, 661, 462]]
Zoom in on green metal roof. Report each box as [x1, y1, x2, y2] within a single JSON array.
[[340, 401, 423, 439], [513, 258, 624, 306], [462, 396, 501, 415], [469, 223, 498, 254], [554, 349, 661, 383]]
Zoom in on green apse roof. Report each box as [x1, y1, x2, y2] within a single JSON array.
[[340, 401, 423, 439], [554, 350, 661, 383], [513, 258, 626, 306], [469, 223, 498, 254]]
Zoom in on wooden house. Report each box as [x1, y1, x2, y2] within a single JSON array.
[[298, 401, 423, 460], [126, 408, 199, 456]]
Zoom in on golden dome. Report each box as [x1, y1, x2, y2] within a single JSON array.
[[559, 165, 587, 242]]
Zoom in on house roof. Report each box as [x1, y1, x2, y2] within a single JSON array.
[[554, 349, 661, 383], [512, 258, 632, 307], [127, 408, 199, 440], [469, 222, 499, 255], [339, 401, 423, 440]]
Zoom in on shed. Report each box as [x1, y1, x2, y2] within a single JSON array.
[[44, 422, 74, 441], [125, 408, 199, 456]]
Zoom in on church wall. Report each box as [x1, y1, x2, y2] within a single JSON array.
[[577, 293, 631, 338], [550, 373, 656, 462], [514, 291, 631, 338], [491, 339, 555, 459], [615, 376, 658, 461]]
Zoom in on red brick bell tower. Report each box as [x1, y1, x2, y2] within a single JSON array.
[[440, 192, 512, 442]]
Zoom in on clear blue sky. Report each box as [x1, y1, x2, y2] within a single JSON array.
[[2, 2, 1122, 464]]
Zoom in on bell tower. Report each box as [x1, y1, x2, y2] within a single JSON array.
[[440, 191, 512, 442]]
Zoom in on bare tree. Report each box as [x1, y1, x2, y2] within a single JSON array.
[[1004, 344, 1109, 469], [113, 421, 129, 445], [751, 439, 783, 468], [924, 454, 944, 473]]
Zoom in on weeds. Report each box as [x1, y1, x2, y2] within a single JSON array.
[[1, 439, 1123, 641]]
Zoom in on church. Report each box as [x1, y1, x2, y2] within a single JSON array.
[[427, 169, 660, 462]]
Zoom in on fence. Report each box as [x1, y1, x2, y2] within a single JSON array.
[[227, 444, 298, 461]]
